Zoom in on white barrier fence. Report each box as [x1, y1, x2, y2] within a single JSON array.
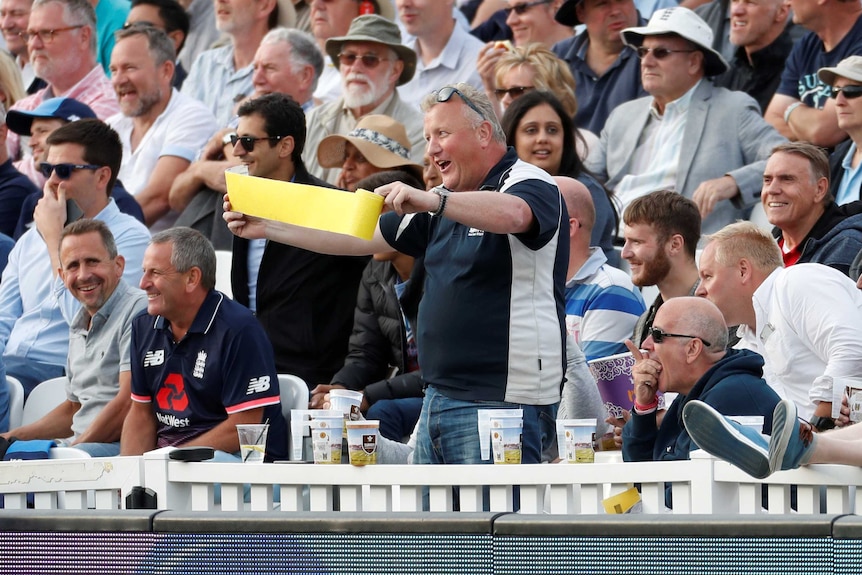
[[2, 448, 861, 514]]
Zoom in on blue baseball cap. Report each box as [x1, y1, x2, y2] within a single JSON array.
[[6, 97, 97, 136]]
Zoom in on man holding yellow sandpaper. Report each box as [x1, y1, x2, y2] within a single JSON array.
[[225, 83, 567, 465]]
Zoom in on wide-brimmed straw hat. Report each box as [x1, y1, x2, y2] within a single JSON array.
[[621, 7, 728, 77], [818, 56, 862, 86], [317, 114, 422, 179], [324, 15, 416, 86]]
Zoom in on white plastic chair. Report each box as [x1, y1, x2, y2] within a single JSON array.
[[22, 376, 68, 426], [278, 374, 309, 423], [215, 249, 233, 299], [6, 375, 24, 430], [748, 202, 772, 232], [49, 446, 91, 459]]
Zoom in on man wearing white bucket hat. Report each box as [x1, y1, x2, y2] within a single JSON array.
[[593, 7, 785, 235]]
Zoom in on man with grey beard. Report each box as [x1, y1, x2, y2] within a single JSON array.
[[106, 23, 217, 230], [301, 15, 424, 186]]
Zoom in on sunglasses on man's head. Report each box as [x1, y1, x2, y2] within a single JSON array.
[[830, 85, 862, 100], [337, 51, 389, 69], [435, 86, 486, 120], [494, 85, 535, 99], [504, 0, 552, 16], [634, 46, 697, 60], [647, 326, 712, 347], [229, 134, 284, 152], [39, 162, 101, 180]]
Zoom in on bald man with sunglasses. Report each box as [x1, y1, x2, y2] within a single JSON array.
[[621, 296, 779, 467]]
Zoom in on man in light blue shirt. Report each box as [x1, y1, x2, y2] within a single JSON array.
[[0, 119, 149, 397]]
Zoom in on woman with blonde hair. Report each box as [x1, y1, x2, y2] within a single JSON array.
[[0, 51, 25, 110]]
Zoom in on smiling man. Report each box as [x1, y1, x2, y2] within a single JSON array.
[[620, 190, 701, 346], [0, 219, 146, 456], [761, 142, 862, 275], [229, 92, 367, 387], [106, 23, 217, 229], [302, 15, 424, 186]]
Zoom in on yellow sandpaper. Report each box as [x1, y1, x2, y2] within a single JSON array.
[[225, 169, 384, 240]]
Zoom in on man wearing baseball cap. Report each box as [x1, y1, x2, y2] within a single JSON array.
[[302, 14, 424, 186], [594, 7, 785, 235], [820, 56, 862, 206]]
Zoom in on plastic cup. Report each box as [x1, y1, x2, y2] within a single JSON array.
[[346, 420, 379, 466], [237, 423, 269, 463], [329, 389, 364, 438], [310, 413, 344, 464], [490, 417, 522, 464], [563, 419, 596, 463]]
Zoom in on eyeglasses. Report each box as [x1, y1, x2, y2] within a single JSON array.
[[504, 0, 552, 16], [25, 25, 84, 44], [830, 85, 862, 100], [494, 85, 535, 99], [337, 51, 390, 69], [634, 46, 697, 60], [647, 326, 712, 347], [39, 162, 101, 179], [435, 86, 486, 120], [230, 134, 284, 152]]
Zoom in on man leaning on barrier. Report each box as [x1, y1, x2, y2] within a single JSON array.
[[224, 82, 568, 465]]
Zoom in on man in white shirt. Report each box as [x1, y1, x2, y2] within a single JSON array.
[[107, 23, 217, 229], [696, 221, 862, 428], [0, 0, 42, 93]]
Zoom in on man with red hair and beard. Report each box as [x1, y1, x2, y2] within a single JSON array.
[[620, 190, 702, 347], [301, 15, 425, 186]]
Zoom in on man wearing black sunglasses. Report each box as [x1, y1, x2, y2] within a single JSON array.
[[225, 82, 568, 466], [596, 7, 785, 235], [229, 93, 367, 388], [621, 296, 779, 473]]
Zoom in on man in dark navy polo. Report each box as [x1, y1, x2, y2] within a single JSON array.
[[121, 227, 287, 461]]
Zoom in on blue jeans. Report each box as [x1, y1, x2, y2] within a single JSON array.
[[367, 397, 423, 441], [413, 385, 557, 465], [6, 356, 65, 398]]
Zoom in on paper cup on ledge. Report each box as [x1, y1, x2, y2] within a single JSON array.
[[310, 410, 344, 464], [329, 389, 363, 438], [346, 420, 379, 466], [490, 417, 523, 464]]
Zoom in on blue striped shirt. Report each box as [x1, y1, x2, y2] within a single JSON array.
[[565, 248, 646, 361]]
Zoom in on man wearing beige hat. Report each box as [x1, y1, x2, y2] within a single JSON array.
[[593, 6, 785, 235], [317, 114, 423, 191], [821, 56, 862, 206], [302, 14, 425, 186], [181, 0, 296, 126]]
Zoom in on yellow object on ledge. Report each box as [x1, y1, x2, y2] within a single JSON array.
[[225, 167, 384, 240]]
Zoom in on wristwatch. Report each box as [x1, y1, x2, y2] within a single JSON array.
[[808, 415, 836, 432], [429, 185, 451, 217]]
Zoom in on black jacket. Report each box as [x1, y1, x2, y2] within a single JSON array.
[[231, 165, 368, 387], [330, 258, 424, 406]]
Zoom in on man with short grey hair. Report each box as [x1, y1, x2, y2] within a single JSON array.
[[107, 24, 217, 230], [252, 26, 323, 113], [6, 0, 120, 162]]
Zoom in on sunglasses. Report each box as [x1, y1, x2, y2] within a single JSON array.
[[504, 0, 552, 16], [494, 85, 535, 99], [634, 46, 697, 60], [39, 162, 101, 179], [647, 326, 712, 347], [337, 51, 390, 69], [830, 85, 862, 100], [230, 134, 284, 152], [435, 86, 486, 120]]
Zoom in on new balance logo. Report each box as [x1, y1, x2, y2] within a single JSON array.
[[143, 350, 165, 367], [247, 375, 271, 394]]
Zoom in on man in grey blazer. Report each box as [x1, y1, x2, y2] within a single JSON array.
[[593, 7, 786, 235]]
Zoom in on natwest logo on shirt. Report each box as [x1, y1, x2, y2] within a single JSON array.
[[144, 349, 165, 367], [247, 375, 271, 395], [156, 373, 189, 412]]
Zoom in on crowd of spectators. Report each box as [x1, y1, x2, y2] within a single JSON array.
[[0, 0, 860, 484]]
